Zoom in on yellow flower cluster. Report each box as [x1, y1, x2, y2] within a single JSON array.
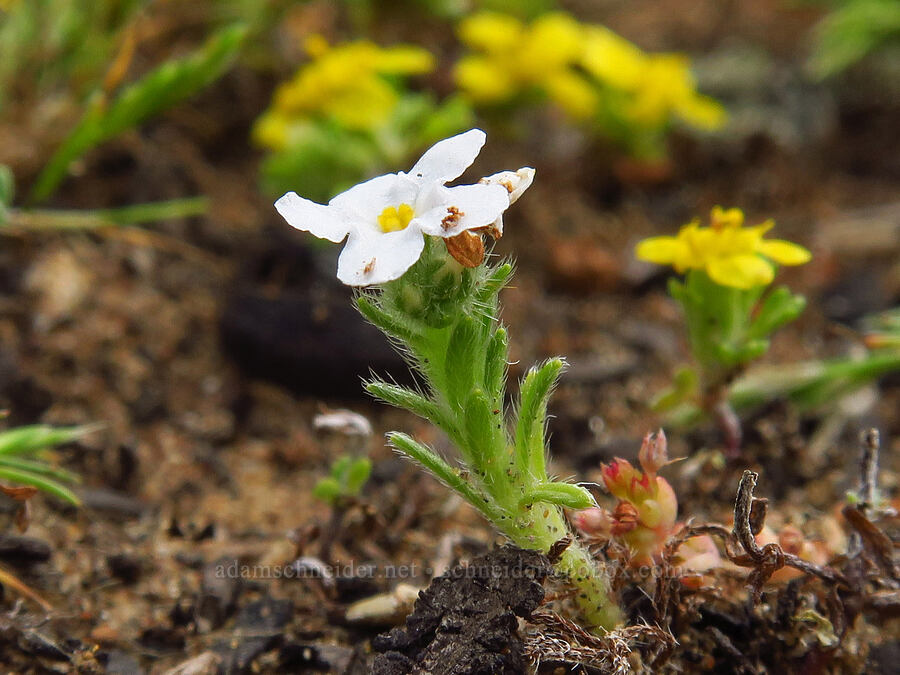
[[254, 36, 435, 150], [636, 207, 811, 289], [455, 12, 595, 119], [454, 11, 725, 130], [581, 27, 725, 130]]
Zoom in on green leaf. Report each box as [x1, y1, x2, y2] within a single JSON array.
[[312, 477, 341, 505], [0, 467, 80, 505], [463, 389, 499, 470], [809, 0, 900, 78], [357, 296, 419, 344], [0, 165, 14, 207], [514, 358, 565, 480], [483, 327, 509, 404], [444, 316, 479, 407], [0, 425, 92, 456], [366, 381, 441, 422], [0, 456, 81, 484], [476, 263, 514, 304], [651, 366, 698, 412], [520, 482, 596, 510], [1, 198, 208, 231], [345, 457, 372, 495], [331, 455, 352, 481], [735, 339, 769, 363], [388, 432, 506, 523], [747, 286, 806, 341], [30, 24, 247, 203]]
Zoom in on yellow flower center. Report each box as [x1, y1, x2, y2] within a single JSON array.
[[377, 203, 415, 233]]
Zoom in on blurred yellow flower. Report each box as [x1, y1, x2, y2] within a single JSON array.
[[455, 12, 725, 135], [580, 27, 647, 91], [582, 28, 726, 130], [254, 36, 435, 149], [636, 207, 811, 289], [454, 12, 597, 119]]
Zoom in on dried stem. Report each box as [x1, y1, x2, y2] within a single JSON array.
[[857, 428, 880, 513], [665, 470, 848, 603]]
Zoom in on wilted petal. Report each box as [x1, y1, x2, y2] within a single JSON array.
[[275, 192, 349, 243], [337, 227, 425, 286], [757, 239, 812, 266], [407, 129, 486, 185], [479, 167, 535, 205], [475, 167, 535, 238], [706, 254, 774, 289]]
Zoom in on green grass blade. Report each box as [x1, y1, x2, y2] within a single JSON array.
[[0, 424, 94, 456], [5, 197, 208, 231], [29, 24, 247, 203], [0, 468, 81, 505], [0, 456, 81, 484]]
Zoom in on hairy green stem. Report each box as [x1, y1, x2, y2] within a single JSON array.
[[365, 237, 624, 631]]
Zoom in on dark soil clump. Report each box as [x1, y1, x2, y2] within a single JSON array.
[[372, 545, 552, 675]]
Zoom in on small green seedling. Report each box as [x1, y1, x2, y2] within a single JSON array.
[[313, 455, 372, 507], [0, 424, 92, 506]]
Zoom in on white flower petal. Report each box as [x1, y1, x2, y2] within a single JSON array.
[[407, 129, 486, 185], [274, 192, 349, 243], [329, 173, 419, 232], [337, 227, 425, 286], [479, 167, 535, 205], [416, 183, 510, 238]]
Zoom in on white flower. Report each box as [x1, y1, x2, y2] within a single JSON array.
[[275, 129, 521, 286]]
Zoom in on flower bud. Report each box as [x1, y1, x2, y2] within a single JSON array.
[[573, 507, 612, 536], [600, 458, 636, 501], [638, 429, 668, 475]]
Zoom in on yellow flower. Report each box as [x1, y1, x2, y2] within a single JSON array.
[[636, 207, 811, 289], [629, 55, 726, 130], [454, 11, 596, 119], [581, 26, 647, 91], [254, 37, 435, 146], [581, 28, 726, 131]]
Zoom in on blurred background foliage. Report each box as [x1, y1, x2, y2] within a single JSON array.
[[807, 0, 900, 78], [1, 0, 896, 206], [0, 0, 731, 205]]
